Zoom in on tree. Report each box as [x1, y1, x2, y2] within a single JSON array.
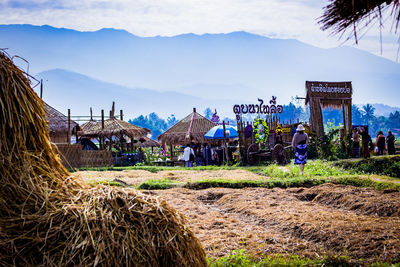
[[204, 108, 213, 120], [351, 105, 363, 125], [361, 104, 375, 126], [167, 114, 178, 128]]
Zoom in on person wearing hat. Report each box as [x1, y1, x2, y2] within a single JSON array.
[[291, 124, 309, 175]]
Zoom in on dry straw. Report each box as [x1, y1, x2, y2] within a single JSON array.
[[0, 51, 206, 266]]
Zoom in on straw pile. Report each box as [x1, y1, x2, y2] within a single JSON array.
[[319, 0, 400, 41], [0, 51, 206, 266]]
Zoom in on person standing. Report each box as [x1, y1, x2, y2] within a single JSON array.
[[292, 124, 309, 175], [275, 131, 283, 146], [183, 144, 195, 167], [360, 128, 370, 158], [387, 131, 396, 155], [352, 128, 360, 158], [376, 131, 386, 156]]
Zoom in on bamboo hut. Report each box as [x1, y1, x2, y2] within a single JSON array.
[[44, 102, 79, 144], [134, 136, 160, 148], [82, 118, 151, 140], [158, 108, 215, 145]]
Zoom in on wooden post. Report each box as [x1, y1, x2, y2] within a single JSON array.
[[120, 110, 123, 121], [170, 145, 173, 160], [342, 100, 346, 134], [237, 120, 242, 163], [223, 121, 229, 165], [90, 107, 93, 120], [40, 79, 43, 99], [67, 109, 71, 144], [101, 109, 105, 150]]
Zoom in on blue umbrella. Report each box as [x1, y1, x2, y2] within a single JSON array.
[[204, 125, 238, 139]]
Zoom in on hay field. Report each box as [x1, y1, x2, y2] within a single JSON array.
[[73, 169, 400, 265]]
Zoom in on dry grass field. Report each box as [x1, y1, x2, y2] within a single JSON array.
[[72, 167, 400, 265]]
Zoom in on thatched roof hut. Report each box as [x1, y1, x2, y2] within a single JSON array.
[[319, 0, 400, 41], [158, 108, 215, 145], [43, 102, 79, 144], [134, 136, 160, 148], [82, 117, 151, 140], [79, 119, 99, 138]]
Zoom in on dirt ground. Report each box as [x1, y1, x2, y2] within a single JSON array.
[[72, 170, 400, 264], [152, 184, 400, 264], [74, 169, 265, 186]]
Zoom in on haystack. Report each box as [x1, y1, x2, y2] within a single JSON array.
[[0, 51, 207, 266], [158, 108, 215, 145]]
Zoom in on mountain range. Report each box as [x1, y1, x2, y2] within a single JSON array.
[[1, 24, 399, 119]]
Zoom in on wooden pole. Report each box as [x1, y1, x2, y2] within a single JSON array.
[[120, 110, 123, 121], [223, 121, 229, 165], [170, 145, 173, 160], [40, 79, 43, 99], [101, 110, 105, 129], [90, 107, 93, 120], [342, 100, 346, 134], [101, 109, 105, 150], [67, 109, 71, 144]]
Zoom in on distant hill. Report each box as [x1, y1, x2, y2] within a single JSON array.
[[361, 103, 400, 117], [35, 69, 237, 119], [1, 24, 399, 116]]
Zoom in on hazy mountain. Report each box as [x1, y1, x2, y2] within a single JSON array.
[[35, 69, 237, 119], [364, 104, 400, 117], [1, 24, 399, 116]]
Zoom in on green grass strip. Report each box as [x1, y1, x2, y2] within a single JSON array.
[[207, 249, 354, 267]]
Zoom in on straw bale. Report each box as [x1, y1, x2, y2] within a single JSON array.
[[0, 51, 206, 266], [158, 111, 215, 145]]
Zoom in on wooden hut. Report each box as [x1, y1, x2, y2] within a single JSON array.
[[157, 108, 215, 146], [82, 118, 151, 140], [44, 102, 79, 144], [134, 136, 160, 148]]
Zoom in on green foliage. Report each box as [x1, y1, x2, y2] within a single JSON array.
[[332, 176, 400, 191], [260, 160, 352, 178], [207, 249, 352, 267], [137, 178, 180, 190], [253, 118, 269, 144], [333, 156, 400, 178], [128, 112, 178, 140]]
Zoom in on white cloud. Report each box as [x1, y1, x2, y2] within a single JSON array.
[[0, 0, 398, 61]]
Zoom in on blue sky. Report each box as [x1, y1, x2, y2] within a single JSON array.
[[0, 0, 398, 61]]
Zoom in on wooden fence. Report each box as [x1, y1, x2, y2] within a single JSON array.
[[53, 144, 113, 168]]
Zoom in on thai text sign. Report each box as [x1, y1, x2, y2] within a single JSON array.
[[306, 81, 352, 101], [233, 96, 283, 121]]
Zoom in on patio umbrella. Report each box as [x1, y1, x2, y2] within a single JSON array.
[[204, 125, 238, 139]]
